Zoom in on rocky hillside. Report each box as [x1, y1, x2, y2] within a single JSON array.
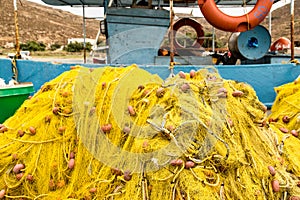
[[267, 0, 300, 44], [0, 0, 299, 48], [0, 0, 100, 47]]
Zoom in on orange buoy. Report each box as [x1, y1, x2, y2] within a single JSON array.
[[170, 18, 204, 49], [198, 0, 274, 32], [270, 37, 291, 52]]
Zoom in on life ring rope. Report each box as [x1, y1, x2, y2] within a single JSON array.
[[245, 11, 250, 30], [198, 0, 274, 32]]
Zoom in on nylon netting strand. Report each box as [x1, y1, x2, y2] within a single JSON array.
[[268, 75, 300, 183], [0, 65, 300, 199]]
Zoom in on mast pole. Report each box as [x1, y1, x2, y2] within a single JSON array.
[[83, 5, 87, 63], [169, 0, 175, 76], [14, 0, 21, 59], [290, 0, 294, 60]]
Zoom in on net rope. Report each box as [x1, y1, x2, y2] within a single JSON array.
[[268, 75, 300, 183], [0, 65, 299, 199]]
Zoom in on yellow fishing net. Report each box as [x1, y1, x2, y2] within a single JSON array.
[[0, 64, 299, 199], [268, 75, 300, 184]]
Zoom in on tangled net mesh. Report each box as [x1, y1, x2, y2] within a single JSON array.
[[0, 64, 300, 200], [267, 75, 300, 183]]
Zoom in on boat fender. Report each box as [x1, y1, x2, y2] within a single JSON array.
[[170, 18, 204, 49], [270, 37, 291, 52], [198, 0, 274, 32]]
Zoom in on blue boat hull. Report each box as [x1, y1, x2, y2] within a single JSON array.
[[0, 58, 299, 107]]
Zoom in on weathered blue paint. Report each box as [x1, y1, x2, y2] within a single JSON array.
[[105, 8, 170, 65], [0, 58, 299, 107]]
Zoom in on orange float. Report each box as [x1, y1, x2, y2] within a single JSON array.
[[170, 18, 204, 49], [198, 0, 274, 32], [270, 37, 291, 52]]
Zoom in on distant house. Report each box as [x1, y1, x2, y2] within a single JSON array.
[[67, 38, 95, 45], [4, 42, 15, 49]]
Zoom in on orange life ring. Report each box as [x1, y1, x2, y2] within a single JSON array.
[[170, 18, 204, 49], [198, 0, 274, 32]]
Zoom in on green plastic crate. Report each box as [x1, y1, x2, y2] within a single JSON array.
[[0, 83, 34, 123]]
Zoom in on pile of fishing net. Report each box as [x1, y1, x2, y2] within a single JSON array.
[[0, 64, 300, 200], [267, 75, 300, 189]]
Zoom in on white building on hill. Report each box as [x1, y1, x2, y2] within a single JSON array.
[[68, 38, 95, 45]]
